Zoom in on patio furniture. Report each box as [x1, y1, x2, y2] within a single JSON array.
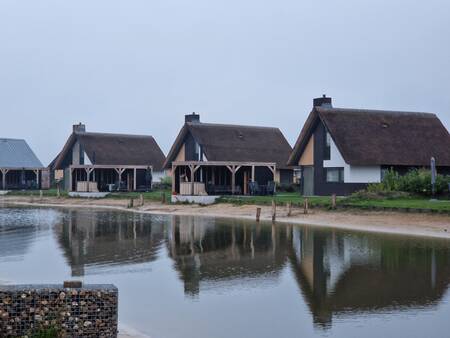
[[248, 181, 260, 195], [266, 181, 276, 195]]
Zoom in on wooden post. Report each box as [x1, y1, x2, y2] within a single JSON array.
[[171, 165, 177, 194], [231, 167, 236, 195], [39, 190, 43, 200], [85, 168, 91, 192], [287, 202, 292, 217], [140, 193, 144, 206], [256, 207, 261, 222], [34, 170, 40, 189], [190, 165, 195, 195], [251, 165, 255, 182], [69, 168, 73, 192], [331, 194, 337, 209], [128, 198, 134, 208], [304, 198, 309, 214], [57, 183, 61, 198], [272, 200, 276, 222], [161, 192, 166, 204], [133, 168, 137, 191], [1, 169, 8, 190]]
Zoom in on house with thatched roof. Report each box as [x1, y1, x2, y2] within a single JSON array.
[[164, 113, 293, 199], [51, 124, 166, 192], [0, 138, 48, 190], [287, 96, 450, 196]]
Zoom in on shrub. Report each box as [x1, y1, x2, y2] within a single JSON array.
[[276, 183, 299, 193], [366, 168, 450, 196], [397, 169, 449, 195], [153, 176, 172, 190]]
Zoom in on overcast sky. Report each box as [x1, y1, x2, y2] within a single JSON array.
[[1, 0, 449, 165]]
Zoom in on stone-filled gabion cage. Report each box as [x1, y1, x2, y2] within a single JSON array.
[[0, 283, 118, 337]]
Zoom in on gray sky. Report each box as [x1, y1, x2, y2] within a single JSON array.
[[1, 0, 449, 165]]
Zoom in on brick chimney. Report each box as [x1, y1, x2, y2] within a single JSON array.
[[313, 95, 332, 108], [185, 113, 200, 123], [73, 123, 86, 133]]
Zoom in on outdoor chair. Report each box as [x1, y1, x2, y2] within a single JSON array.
[[248, 181, 260, 195], [266, 181, 276, 195]]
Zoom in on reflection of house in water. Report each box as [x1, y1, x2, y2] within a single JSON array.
[[167, 216, 291, 296], [0, 207, 61, 260], [289, 227, 450, 328], [56, 210, 165, 276]]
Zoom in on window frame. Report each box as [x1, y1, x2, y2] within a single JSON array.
[[325, 167, 344, 183]]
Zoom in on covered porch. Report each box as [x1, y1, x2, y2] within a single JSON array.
[[0, 167, 43, 190], [68, 165, 153, 192], [172, 161, 277, 196]]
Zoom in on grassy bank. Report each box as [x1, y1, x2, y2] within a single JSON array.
[[219, 192, 450, 213], [4, 190, 450, 213]]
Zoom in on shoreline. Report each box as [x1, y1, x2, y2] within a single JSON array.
[[1, 196, 449, 239]]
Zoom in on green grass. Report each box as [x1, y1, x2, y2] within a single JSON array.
[[218, 192, 336, 207], [343, 198, 450, 212], [5, 188, 67, 197], [106, 190, 171, 202], [218, 192, 450, 213], [5, 189, 450, 213]]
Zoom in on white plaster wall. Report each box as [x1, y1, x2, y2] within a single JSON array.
[[346, 165, 381, 183], [323, 137, 381, 183], [84, 152, 92, 165]]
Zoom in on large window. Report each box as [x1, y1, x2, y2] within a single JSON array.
[[324, 132, 331, 160], [326, 168, 344, 183]]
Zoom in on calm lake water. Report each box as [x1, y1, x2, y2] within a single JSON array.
[[0, 205, 449, 338]]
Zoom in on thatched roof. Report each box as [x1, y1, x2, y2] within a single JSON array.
[[288, 107, 450, 166], [52, 131, 166, 170], [164, 122, 293, 169]]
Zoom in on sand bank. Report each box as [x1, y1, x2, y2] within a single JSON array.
[[1, 195, 449, 239]]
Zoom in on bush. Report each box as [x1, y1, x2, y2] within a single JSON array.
[[153, 176, 172, 190], [351, 189, 411, 200], [276, 183, 299, 193], [402, 169, 448, 195], [366, 168, 450, 196]]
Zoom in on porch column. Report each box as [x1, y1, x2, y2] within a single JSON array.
[[171, 165, 177, 193], [114, 168, 126, 189], [85, 168, 94, 192], [69, 167, 73, 192], [251, 165, 255, 182], [1, 169, 9, 190], [34, 170, 40, 189], [189, 165, 195, 195], [133, 168, 137, 191], [189, 165, 201, 195], [227, 165, 241, 195]]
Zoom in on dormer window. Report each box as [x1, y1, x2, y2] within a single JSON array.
[[324, 131, 331, 160]]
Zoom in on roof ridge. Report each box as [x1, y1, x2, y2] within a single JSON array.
[[317, 107, 435, 116], [0, 138, 27, 142], [75, 131, 155, 139], [187, 122, 281, 131]]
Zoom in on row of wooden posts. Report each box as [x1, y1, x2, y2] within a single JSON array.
[[256, 194, 337, 222]]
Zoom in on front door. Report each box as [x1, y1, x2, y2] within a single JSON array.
[[302, 166, 314, 196]]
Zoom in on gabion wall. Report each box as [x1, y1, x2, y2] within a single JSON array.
[[0, 284, 118, 337]]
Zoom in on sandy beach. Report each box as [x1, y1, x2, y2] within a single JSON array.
[[1, 195, 449, 239]]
